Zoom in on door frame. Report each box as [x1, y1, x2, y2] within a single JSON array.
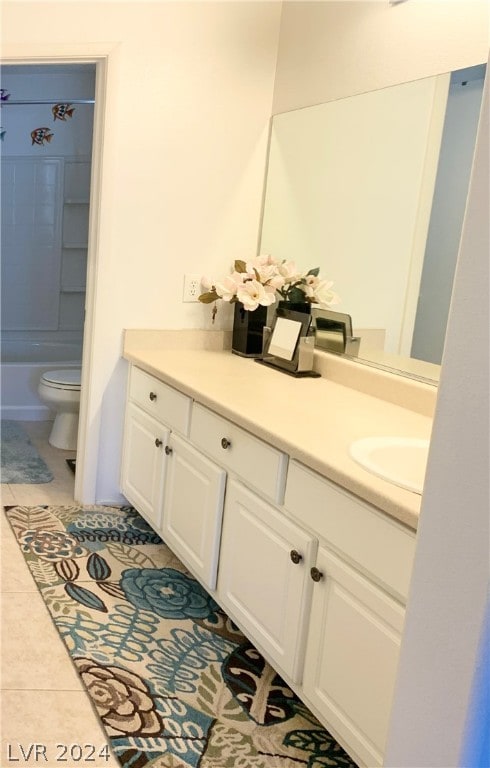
[[1, 43, 115, 503]]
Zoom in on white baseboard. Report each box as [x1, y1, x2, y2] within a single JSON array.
[[0, 405, 52, 420]]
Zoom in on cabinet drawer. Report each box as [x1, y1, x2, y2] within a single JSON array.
[[285, 461, 415, 602], [129, 365, 191, 435], [190, 403, 287, 504]]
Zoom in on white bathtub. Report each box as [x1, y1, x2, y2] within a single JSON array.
[[1, 340, 82, 420]]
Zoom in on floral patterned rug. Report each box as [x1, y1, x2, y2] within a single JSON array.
[[4, 504, 358, 768]]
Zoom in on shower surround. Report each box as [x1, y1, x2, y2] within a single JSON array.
[[0, 64, 95, 420]]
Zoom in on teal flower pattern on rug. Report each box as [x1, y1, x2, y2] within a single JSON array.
[[121, 568, 219, 619], [4, 504, 358, 768]]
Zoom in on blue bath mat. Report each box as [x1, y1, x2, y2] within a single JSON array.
[[0, 420, 54, 483]]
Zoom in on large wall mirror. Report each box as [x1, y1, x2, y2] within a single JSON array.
[[260, 64, 486, 384]]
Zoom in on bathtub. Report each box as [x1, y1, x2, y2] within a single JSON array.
[[1, 340, 82, 420]]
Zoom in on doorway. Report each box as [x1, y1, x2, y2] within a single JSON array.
[[0, 52, 108, 503]]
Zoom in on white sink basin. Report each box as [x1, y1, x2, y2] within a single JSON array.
[[349, 437, 429, 495]]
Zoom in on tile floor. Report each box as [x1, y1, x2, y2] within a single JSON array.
[[1, 421, 120, 767]]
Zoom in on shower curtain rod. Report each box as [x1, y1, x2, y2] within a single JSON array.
[[1, 99, 95, 106]]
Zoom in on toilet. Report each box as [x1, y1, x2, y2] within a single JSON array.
[[38, 368, 81, 450]]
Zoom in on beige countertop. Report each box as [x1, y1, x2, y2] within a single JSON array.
[[123, 332, 433, 531]]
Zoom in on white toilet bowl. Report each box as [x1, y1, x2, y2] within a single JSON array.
[[38, 369, 81, 450]]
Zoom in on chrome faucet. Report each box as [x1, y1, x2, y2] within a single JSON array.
[[311, 308, 361, 356]]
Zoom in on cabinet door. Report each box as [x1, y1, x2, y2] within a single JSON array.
[[303, 546, 405, 768], [162, 433, 226, 590], [217, 479, 316, 683], [121, 402, 169, 530]]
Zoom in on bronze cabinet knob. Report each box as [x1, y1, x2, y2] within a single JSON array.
[[164, 445, 173, 455], [221, 437, 231, 449], [149, 392, 157, 401], [155, 438, 163, 448], [290, 550, 303, 564], [310, 566, 324, 582]]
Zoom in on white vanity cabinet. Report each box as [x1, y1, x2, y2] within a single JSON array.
[[284, 460, 416, 768], [121, 360, 417, 768], [217, 479, 316, 683], [122, 367, 226, 590], [121, 364, 193, 534]]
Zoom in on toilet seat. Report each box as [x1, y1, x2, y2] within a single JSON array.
[[41, 369, 81, 391]]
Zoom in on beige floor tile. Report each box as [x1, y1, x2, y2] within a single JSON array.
[[0, 485, 17, 505], [0, 516, 37, 593], [24, 420, 76, 463], [0, 425, 119, 767], [1, 592, 83, 691], [1, 690, 118, 767], [5, 482, 75, 506], [1, 510, 16, 542]]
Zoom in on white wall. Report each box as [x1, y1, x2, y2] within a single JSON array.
[[385, 63, 489, 768], [2, 1, 282, 501], [273, 0, 489, 113]]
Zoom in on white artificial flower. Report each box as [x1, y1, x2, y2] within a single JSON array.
[[263, 283, 278, 297], [252, 255, 269, 267], [278, 260, 301, 283], [302, 283, 316, 299], [215, 272, 244, 302], [236, 280, 276, 311], [248, 261, 283, 287], [268, 274, 286, 290], [314, 279, 341, 306], [303, 274, 319, 288], [200, 275, 213, 291], [199, 254, 340, 319], [300, 274, 320, 299], [254, 253, 279, 268]]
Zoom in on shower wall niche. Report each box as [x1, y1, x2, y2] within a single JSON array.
[[60, 160, 91, 329], [0, 65, 95, 345]]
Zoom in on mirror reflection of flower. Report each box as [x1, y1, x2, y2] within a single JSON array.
[[199, 255, 340, 322]]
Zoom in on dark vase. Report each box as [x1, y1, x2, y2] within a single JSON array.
[[277, 300, 311, 315], [232, 303, 268, 357]]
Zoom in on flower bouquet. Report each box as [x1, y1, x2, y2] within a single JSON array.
[[199, 255, 339, 314], [199, 255, 339, 357]]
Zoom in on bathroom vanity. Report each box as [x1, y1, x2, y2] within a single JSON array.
[[121, 331, 433, 768]]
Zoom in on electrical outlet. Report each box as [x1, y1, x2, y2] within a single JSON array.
[[183, 274, 202, 302]]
